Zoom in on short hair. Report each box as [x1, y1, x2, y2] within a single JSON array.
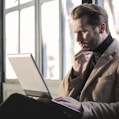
[[71, 3, 109, 33]]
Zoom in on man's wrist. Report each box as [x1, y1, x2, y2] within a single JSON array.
[[71, 68, 80, 78]]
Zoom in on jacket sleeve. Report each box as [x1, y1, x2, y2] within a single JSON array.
[[58, 68, 84, 98], [58, 53, 94, 97], [81, 101, 119, 119], [81, 61, 119, 119]]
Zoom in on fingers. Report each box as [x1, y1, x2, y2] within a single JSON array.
[[75, 48, 90, 58], [54, 97, 82, 110], [75, 51, 93, 60], [72, 51, 93, 74], [55, 97, 76, 102]]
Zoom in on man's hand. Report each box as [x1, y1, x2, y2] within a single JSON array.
[[72, 49, 93, 77], [55, 96, 82, 111]]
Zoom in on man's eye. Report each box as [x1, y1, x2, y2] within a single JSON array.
[[81, 30, 86, 33], [77, 30, 86, 34], [77, 30, 87, 35]]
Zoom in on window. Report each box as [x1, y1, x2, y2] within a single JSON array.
[[5, 0, 18, 9], [5, 0, 82, 80], [20, 6, 35, 54], [5, 0, 35, 79], [41, 0, 59, 79], [104, 0, 119, 39], [6, 11, 19, 79], [61, 0, 81, 75]]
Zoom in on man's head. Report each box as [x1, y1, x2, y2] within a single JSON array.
[[70, 3, 110, 51]]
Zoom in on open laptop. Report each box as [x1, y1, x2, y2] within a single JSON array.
[[7, 53, 82, 118]]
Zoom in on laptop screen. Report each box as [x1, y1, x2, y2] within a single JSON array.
[[7, 53, 52, 98]]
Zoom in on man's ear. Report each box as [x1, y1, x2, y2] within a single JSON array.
[[99, 23, 106, 33]]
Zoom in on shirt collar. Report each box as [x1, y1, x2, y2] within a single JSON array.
[[93, 34, 113, 54]]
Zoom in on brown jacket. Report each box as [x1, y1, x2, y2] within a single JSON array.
[[59, 39, 119, 119]]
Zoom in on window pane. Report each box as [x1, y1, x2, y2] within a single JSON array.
[[6, 11, 19, 79], [20, 6, 35, 57], [41, 0, 59, 79], [62, 0, 81, 75], [6, 12, 19, 54], [20, 0, 33, 4], [104, 0, 119, 39], [5, 0, 18, 9]]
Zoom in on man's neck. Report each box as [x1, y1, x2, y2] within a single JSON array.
[[94, 33, 113, 54]]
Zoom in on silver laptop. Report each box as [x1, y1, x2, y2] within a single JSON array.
[[7, 53, 82, 118], [8, 53, 52, 98]]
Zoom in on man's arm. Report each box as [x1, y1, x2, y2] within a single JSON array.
[[55, 96, 119, 119], [81, 101, 119, 119], [58, 51, 94, 97]]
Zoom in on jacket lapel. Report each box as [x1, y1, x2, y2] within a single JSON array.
[[84, 54, 113, 87], [80, 39, 119, 97], [90, 54, 113, 78]]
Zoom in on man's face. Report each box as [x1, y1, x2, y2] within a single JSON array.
[[71, 16, 101, 51]]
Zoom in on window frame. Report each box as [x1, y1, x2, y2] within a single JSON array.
[[4, 0, 104, 81], [4, 0, 64, 81]]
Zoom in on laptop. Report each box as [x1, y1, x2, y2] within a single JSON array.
[[7, 53, 82, 118]]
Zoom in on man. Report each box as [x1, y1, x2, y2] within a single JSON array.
[[0, 3, 119, 119]]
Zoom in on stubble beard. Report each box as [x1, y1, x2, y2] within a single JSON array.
[[88, 31, 100, 51]]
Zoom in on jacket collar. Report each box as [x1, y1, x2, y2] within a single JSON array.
[[94, 33, 113, 55], [80, 39, 119, 97]]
